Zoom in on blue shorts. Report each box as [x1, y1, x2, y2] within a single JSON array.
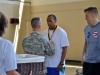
[[46, 67, 65, 75]]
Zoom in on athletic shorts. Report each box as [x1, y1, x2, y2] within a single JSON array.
[[46, 67, 65, 75], [83, 62, 100, 75]]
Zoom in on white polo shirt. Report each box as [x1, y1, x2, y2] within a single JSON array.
[[43, 26, 70, 67], [0, 37, 17, 75]]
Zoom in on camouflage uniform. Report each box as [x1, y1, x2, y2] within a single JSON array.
[[22, 31, 55, 75]]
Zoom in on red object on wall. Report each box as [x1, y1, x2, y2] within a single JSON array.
[[10, 18, 19, 24]]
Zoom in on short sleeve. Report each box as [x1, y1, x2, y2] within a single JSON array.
[[60, 30, 70, 47], [3, 41, 17, 71]]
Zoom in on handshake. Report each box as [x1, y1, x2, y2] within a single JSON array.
[[50, 41, 55, 45]]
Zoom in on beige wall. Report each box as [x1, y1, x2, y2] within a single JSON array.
[[31, 0, 88, 6], [16, 5, 31, 54], [0, 1, 31, 53], [30, 0, 100, 60], [0, 2, 19, 42]]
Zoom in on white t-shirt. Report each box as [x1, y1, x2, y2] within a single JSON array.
[[0, 37, 17, 75], [43, 26, 70, 67]]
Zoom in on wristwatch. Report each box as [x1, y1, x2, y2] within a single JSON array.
[[59, 62, 64, 65]]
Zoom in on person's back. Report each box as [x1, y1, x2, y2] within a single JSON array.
[[0, 38, 17, 75], [22, 31, 55, 56]]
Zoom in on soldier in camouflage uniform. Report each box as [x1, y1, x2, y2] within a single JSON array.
[[22, 17, 55, 75]]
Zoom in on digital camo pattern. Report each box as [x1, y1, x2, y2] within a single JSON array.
[[22, 31, 55, 56]]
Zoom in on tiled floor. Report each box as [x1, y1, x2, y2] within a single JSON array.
[[65, 65, 82, 75]]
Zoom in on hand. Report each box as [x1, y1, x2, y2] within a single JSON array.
[[57, 64, 63, 71], [6, 70, 20, 75], [28, 71, 32, 75], [81, 56, 84, 64], [50, 41, 55, 45]]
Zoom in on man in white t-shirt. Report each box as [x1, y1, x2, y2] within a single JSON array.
[[43, 14, 70, 75]]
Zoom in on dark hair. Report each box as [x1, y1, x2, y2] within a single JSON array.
[[31, 17, 41, 28], [84, 6, 98, 17], [47, 14, 57, 20], [0, 12, 8, 36]]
